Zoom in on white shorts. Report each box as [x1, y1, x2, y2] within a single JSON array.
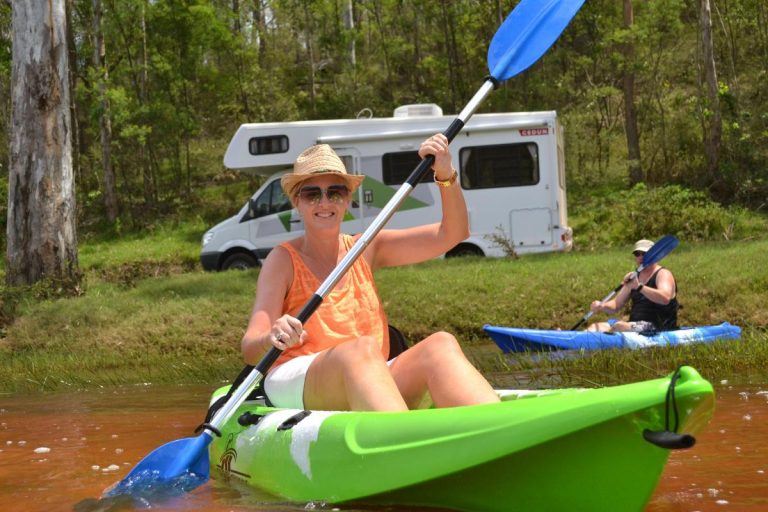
[[264, 351, 398, 409], [264, 353, 320, 409], [608, 318, 657, 333], [626, 320, 657, 333]]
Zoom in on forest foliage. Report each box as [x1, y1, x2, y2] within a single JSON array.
[[1, 0, 767, 239]]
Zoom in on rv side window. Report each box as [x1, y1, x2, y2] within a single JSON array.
[[459, 143, 539, 189], [249, 135, 289, 155], [245, 180, 292, 221], [382, 151, 433, 185]]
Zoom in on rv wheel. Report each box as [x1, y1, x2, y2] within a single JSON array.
[[446, 244, 484, 258], [221, 252, 259, 270]]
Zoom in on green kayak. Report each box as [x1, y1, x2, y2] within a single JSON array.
[[208, 366, 714, 511]]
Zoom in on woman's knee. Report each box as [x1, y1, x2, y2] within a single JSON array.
[[608, 321, 630, 332], [307, 337, 387, 394], [420, 332, 463, 360], [334, 336, 386, 365]]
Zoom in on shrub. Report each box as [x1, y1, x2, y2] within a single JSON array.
[[570, 184, 766, 250]]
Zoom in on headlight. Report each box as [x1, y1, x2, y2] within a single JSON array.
[[202, 231, 214, 247]]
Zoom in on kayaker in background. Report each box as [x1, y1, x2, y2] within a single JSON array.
[[240, 135, 500, 412], [586, 239, 679, 333]]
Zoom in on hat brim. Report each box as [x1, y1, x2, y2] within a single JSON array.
[[281, 171, 364, 199], [632, 240, 655, 253]]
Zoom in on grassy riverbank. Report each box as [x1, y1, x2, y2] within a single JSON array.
[[1, 236, 767, 393]]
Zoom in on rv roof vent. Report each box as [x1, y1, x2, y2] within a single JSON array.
[[393, 103, 443, 118]]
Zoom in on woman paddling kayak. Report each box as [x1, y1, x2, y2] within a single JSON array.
[[240, 135, 499, 412], [587, 239, 680, 334]]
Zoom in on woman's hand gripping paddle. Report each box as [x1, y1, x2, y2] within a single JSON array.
[[106, 0, 587, 501], [569, 235, 680, 331]]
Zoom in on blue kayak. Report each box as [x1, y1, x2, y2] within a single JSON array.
[[483, 322, 741, 353]]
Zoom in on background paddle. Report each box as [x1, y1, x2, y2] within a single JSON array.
[[570, 234, 680, 331], [106, 0, 586, 500]]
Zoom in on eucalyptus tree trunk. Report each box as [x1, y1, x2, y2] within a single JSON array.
[[65, 0, 80, 188], [7, 0, 80, 288], [231, 0, 251, 117], [440, 2, 460, 112], [232, 0, 241, 33], [700, 0, 722, 185], [622, 0, 643, 185], [302, 1, 316, 113], [93, 0, 118, 222], [140, 2, 156, 207], [343, 0, 355, 67], [253, 0, 267, 68], [0, 8, 9, 140]]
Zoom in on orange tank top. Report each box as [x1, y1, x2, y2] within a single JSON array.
[[273, 234, 390, 368]]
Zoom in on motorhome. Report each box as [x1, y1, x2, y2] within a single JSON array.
[[200, 104, 572, 271]]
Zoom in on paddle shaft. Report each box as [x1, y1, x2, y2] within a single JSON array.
[[204, 81, 496, 434], [569, 264, 648, 331]]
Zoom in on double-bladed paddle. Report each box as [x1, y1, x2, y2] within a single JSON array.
[[107, 0, 587, 499], [569, 234, 680, 331]]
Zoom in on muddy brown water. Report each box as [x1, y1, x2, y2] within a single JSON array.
[[1, 382, 766, 512]]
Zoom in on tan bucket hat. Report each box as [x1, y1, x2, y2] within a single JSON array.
[[633, 239, 654, 253], [281, 144, 364, 198]]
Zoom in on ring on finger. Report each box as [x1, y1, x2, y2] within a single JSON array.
[[275, 332, 285, 343]]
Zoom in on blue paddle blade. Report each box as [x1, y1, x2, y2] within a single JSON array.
[[643, 235, 679, 267], [105, 434, 211, 499], [488, 0, 586, 81]]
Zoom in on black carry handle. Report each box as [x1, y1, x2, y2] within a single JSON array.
[[643, 365, 697, 450], [643, 430, 696, 449]]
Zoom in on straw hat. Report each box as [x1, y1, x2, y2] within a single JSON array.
[[281, 144, 364, 198], [633, 239, 654, 253]]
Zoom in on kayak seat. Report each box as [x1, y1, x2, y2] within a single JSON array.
[[387, 324, 410, 359], [196, 324, 410, 433]]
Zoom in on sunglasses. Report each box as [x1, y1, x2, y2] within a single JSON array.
[[297, 185, 350, 205], [632, 251, 645, 257]]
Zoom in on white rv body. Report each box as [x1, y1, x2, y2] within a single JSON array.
[[201, 105, 572, 271]]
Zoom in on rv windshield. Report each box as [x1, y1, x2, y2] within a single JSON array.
[[246, 180, 292, 220]]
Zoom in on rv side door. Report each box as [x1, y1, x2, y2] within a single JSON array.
[[333, 148, 366, 234]]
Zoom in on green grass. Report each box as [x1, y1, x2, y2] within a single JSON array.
[[1, 238, 767, 393], [78, 218, 206, 270]]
